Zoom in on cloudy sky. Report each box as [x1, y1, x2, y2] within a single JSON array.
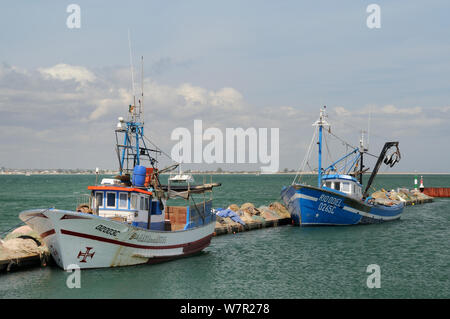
[[0, 1, 449, 172]]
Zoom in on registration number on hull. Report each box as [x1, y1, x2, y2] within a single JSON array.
[[317, 194, 343, 215]]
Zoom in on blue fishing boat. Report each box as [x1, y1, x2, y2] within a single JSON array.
[[281, 107, 404, 226]]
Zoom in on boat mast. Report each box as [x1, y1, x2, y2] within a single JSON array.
[[115, 47, 160, 176], [318, 120, 322, 187], [141, 56, 144, 125], [359, 130, 367, 185], [313, 106, 329, 188]]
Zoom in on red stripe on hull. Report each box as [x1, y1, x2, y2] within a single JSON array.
[[183, 234, 212, 254], [60, 214, 92, 220], [146, 235, 212, 264], [40, 229, 55, 238], [60, 229, 213, 250], [27, 212, 48, 219]]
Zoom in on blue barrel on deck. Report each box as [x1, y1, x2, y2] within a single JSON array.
[[132, 165, 147, 187]]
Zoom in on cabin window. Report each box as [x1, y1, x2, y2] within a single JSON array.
[[130, 194, 137, 210], [342, 182, 350, 193], [95, 192, 103, 208], [144, 196, 149, 211], [326, 182, 332, 188], [119, 193, 128, 209], [334, 182, 341, 191], [106, 192, 116, 208], [140, 196, 145, 210]]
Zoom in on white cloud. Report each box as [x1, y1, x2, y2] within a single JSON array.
[[38, 64, 96, 85], [210, 87, 243, 109], [176, 83, 208, 106], [437, 106, 450, 113], [334, 105, 423, 117], [379, 105, 422, 115], [1, 63, 449, 172], [334, 106, 351, 116], [87, 88, 131, 121]]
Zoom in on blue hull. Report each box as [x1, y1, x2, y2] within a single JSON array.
[[281, 185, 404, 226]]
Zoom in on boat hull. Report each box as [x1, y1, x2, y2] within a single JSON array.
[[281, 184, 404, 226], [19, 208, 215, 269]]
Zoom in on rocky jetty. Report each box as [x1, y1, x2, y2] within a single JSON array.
[[214, 201, 291, 236], [370, 188, 433, 206]]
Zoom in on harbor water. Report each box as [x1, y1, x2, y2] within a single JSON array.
[[0, 174, 449, 298]]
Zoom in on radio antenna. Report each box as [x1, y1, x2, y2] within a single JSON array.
[[128, 28, 136, 115], [367, 106, 372, 150], [141, 56, 144, 123]]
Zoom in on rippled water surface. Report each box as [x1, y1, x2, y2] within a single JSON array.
[[0, 174, 449, 298]]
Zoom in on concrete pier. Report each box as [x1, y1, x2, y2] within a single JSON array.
[[214, 217, 291, 236], [0, 226, 50, 272], [0, 251, 50, 272], [212, 202, 292, 236]]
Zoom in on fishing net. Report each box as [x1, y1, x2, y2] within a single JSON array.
[[1, 238, 47, 256], [268, 202, 291, 218], [240, 211, 257, 224], [258, 207, 280, 220], [0, 226, 49, 268], [251, 215, 266, 223]]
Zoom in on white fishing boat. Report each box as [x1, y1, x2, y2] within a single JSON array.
[[19, 59, 220, 269], [169, 167, 195, 184]]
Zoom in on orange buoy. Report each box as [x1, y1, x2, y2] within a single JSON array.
[[144, 167, 154, 187]]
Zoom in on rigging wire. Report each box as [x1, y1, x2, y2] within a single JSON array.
[[327, 126, 378, 160], [327, 130, 356, 150], [292, 128, 317, 185], [142, 134, 176, 164], [292, 110, 388, 186], [306, 161, 314, 173], [323, 131, 333, 168]]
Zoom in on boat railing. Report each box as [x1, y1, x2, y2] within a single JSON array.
[[75, 193, 94, 214]]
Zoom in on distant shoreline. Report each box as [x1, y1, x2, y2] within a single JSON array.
[[1, 171, 449, 176]]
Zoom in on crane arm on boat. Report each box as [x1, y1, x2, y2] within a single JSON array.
[[363, 142, 401, 198]]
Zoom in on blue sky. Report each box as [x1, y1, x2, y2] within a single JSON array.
[[0, 1, 449, 172]]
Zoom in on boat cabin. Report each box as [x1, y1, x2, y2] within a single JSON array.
[[321, 174, 363, 199], [87, 179, 165, 230], [79, 178, 215, 232]]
